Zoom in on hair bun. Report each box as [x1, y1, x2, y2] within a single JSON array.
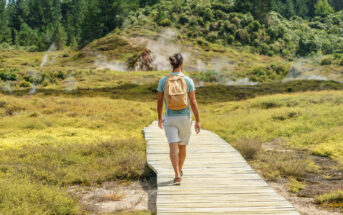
[[169, 53, 184, 69], [169, 56, 176, 64]]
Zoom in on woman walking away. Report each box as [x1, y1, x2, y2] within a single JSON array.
[[156, 53, 201, 185]]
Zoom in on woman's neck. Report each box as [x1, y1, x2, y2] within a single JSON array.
[[172, 67, 182, 73]]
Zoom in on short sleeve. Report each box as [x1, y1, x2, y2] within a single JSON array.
[[187, 78, 195, 92], [157, 77, 165, 92]]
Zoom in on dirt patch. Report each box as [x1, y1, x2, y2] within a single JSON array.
[[67, 178, 157, 214], [261, 138, 292, 152], [268, 181, 342, 215], [257, 139, 343, 214], [299, 155, 343, 198]]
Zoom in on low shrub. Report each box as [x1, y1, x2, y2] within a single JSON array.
[[315, 190, 343, 208], [339, 59, 343, 66], [159, 18, 172, 27], [0, 69, 18, 81], [190, 70, 221, 82], [287, 177, 306, 193], [233, 138, 262, 160], [0, 138, 147, 186], [271, 111, 300, 121], [0, 175, 80, 215], [19, 80, 32, 88], [257, 151, 311, 180], [321, 56, 333, 65]]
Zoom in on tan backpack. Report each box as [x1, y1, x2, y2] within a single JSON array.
[[164, 74, 188, 110]]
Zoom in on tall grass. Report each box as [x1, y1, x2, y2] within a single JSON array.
[[315, 190, 343, 208], [0, 94, 156, 214], [201, 90, 343, 164], [200, 90, 343, 182], [0, 175, 80, 215]]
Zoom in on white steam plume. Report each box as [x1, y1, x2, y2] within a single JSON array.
[[146, 28, 191, 71], [94, 54, 127, 71], [282, 57, 329, 83], [29, 84, 37, 94], [65, 76, 78, 92], [225, 78, 258, 86], [1, 82, 12, 92], [40, 43, 56, 67]]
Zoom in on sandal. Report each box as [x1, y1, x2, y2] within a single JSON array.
[[181, 169, 183, 177], [173, 177, 182, 185]]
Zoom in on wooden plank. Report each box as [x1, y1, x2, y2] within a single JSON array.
[[143, 121, 300, 215]]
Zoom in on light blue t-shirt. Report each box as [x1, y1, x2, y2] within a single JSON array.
[[157, 72, 195, 117]]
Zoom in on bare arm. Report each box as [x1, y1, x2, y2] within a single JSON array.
[[157, 92, 164, 129], [189, 91, 200, 133]]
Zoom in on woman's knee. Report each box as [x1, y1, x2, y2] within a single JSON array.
[[178, 144, 186, 152]]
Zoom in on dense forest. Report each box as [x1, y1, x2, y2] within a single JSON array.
[[0, 0, 343, 57]]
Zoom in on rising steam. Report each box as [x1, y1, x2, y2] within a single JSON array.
[[282, 57, 329, 83], [40, 43, 56, 67], [146, 28, 190, 71], [1, 82, 12, 92], [94, 54, 127, 71], [225, 78, 258, 86], [65, 76, 78, 92]]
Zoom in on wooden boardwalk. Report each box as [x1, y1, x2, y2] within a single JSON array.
[[143, 121, 300, 215]]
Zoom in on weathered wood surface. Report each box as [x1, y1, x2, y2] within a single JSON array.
[[143, 120, 300, 215]]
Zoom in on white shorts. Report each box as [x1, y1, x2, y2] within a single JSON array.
[[162, 115, 192, 145]]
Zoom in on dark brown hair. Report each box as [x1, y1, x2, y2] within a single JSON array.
[[169, 53, 183, 69]]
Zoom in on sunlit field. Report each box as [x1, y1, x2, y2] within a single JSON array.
[[0, 94, 156, 214], [1, 88, 343, 213], [202, 90, 343, 163]]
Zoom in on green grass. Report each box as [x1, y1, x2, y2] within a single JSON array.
[[0, 95, 155, 149], [315, 190, 343, 208], [287, 177, 306, 193], [2, 86, 343, 213], [201, 90, 343, 161], [0, 174, 80, 215], [201, 90, 343, 180], [0, 94, 156, 214]]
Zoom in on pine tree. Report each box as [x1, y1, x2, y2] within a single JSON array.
[[285, 0, 296, 18], [294, 0, 310, 17], [314, 0, 334, 17], [0, 0, 11, 43], [328, 0, 343, 11], [51, 22, 66, 49], [7, 0, 28, 31], [61, 0, 86, 46], [79, 0, 103, 47]]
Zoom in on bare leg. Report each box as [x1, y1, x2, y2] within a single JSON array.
[[178, 144, 186, 175], [169, 142, 181, 178]]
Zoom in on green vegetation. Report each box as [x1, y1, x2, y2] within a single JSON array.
[[0, 95, 155, 214], [315, 0, 335, 17], [1, 0, 343, 58], [124, 1, 343, 57], [2, 85, 343, 213], [315, 190, 343, 208], [201, 91, 343, 180], [0, 175, 80, 215], [287, 177, 306, 193], [232, 138, 262, 160]]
